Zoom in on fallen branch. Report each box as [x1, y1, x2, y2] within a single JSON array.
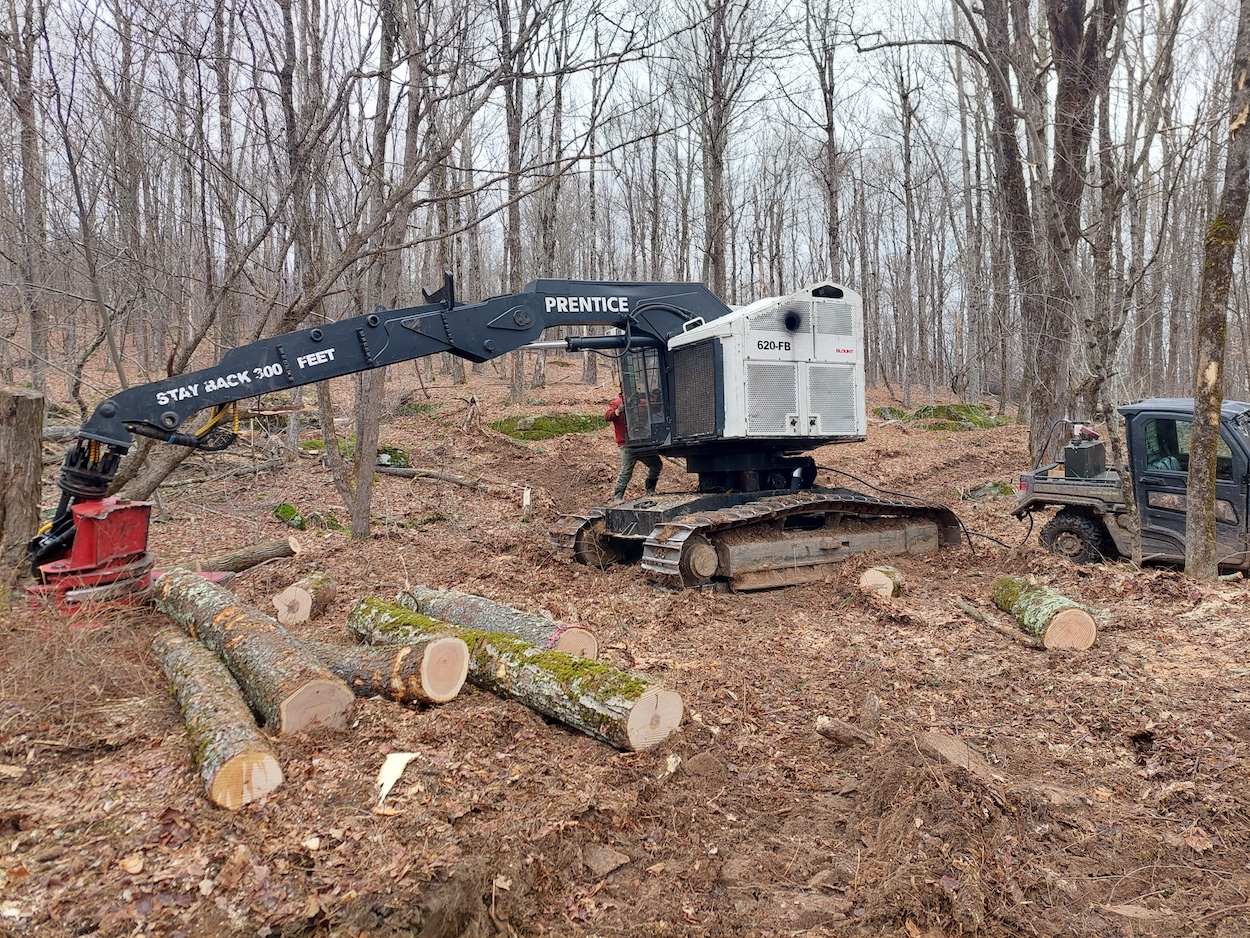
[[151, 627, 283, 809], [154, 568, 354, 734], [347, 597, 681, 751], [956, 598, 1040, 648], [815, 692, 880, 749], [376, 466, 497, 493], [160, 458, 285, 488]]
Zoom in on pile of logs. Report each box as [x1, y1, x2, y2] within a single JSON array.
[[151, 568, 683, 811], [152, 569, 472, 809]]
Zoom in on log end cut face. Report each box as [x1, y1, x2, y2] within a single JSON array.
[[625, 687, 684, 750], [421, 636, 471, 703], [278, 680, 356, 734], [550, 626, 599, 659], [1041, 608, 1097, 651], [211, 751, 284, 811]]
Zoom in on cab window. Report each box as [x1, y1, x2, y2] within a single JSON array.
[[620, 349, 666, 442], [1142, 417, 1233, 480]]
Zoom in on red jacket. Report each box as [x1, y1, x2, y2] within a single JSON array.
[[606, 394, 627, 447]]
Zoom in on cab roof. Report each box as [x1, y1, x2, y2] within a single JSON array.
[[1118, 398, 1250, 419]]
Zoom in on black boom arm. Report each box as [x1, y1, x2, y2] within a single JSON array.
[[31, 277, 730, 567]]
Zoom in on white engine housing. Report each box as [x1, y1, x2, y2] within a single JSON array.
[[667, 282, 866, 444]]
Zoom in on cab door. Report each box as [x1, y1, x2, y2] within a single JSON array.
[[1132, 413, 1248, 565]]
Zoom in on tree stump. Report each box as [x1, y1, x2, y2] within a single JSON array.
[[858, 565, 903, 599], [154, 568, 354, 733], [151, 627, 283, 810], [991, 576, 1099, 650], [0, 388, 43, 585], [347, 598, 681, 751], [400, 585, 598, 658], [273, 571, 336, 626], [298, 635, 469, 704], [198, 536, 301, 574]]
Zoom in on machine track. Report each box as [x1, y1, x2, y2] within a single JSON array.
[[640, 489, 962, 589]]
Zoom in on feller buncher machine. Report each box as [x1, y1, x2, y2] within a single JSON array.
[[29, 276, 959, 602]]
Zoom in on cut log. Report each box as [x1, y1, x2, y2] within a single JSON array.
[[990, 576, 1099, 650], [347, 597, 680, 751], [150, 627, 283, 810], [153, 568, 354, 733], [858, 565, 903, 599], [297, 635, 468, 704], [273, 571, 336, 626], [400, 585, 598, 659], [0, 388, 43, 579], [198, 536, 301, 574]]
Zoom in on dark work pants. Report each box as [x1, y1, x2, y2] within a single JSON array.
[[615, 448, 662, 499]]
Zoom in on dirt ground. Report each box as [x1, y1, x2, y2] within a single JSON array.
[[4, 363, 1250, 938]]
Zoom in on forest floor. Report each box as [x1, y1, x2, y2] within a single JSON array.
[[3, 363, 1250, 938]]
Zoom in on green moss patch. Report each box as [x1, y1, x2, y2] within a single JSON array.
[[490, 413, 608, 440], [274, 503, 305, 530]]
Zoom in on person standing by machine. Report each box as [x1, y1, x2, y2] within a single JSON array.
[[606, 387, 661, 504]]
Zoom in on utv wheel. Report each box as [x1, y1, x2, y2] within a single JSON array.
[[1040, 509, 1113, 564]]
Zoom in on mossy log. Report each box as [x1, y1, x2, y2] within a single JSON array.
[[150, 627, 283, 810], [399, 585, 598, 658], [154, 568, 354, 733], [198, 536, 301, 574], [858, 565, 903, 599], [347, 597, 681, 751], [273, 571, 336, 626], [990, 576, 1099, 650], [297, 635, 468, 704]]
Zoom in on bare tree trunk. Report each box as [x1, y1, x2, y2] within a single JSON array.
[[1185, 0, 1250, 578]]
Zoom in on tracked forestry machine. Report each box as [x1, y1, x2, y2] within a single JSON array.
[[29, 276, 959, 603]]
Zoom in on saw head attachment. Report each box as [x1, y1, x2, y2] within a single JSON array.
[[27, 497, 154, 610]]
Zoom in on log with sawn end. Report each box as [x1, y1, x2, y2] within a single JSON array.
[[399, 585, 598, 658], [990, 576, 1100, 650], [297, 635, 469, 705], [154, 568, 354, 733], [198, 536, 302, 574], [273, 571, 336, 626], [347, 597, 681, 751], [151, 627, 283, 810], [858, 565, 903, 599]]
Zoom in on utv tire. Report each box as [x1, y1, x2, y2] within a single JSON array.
[[1040, 508, 1114, 564]]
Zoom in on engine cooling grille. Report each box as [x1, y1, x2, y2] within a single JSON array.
[[815, 301, 854, 336], [672, 342, 717, 438], [747, 362, 798, 435], [808, 364, 858, 433]]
